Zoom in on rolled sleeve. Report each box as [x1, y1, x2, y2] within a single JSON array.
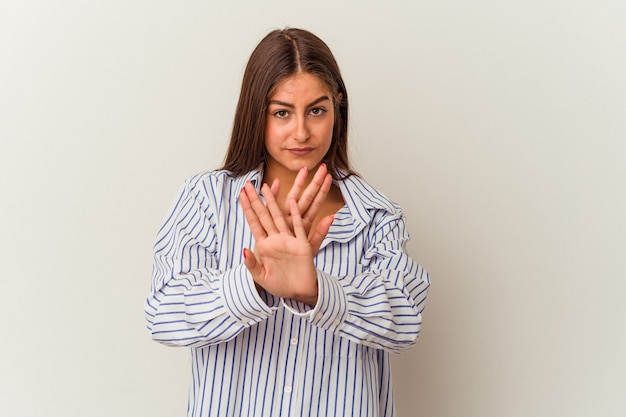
[[221, 264, 274, 325], [308, 269, 348, 331]]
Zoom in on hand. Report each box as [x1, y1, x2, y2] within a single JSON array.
[[267, 164, 333, 239], [240, 182, 331, 305]]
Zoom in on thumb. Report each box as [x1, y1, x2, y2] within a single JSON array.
[[243, 248, 263, 282], [309, 214, 334, 254]]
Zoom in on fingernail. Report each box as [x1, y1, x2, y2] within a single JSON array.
[[243, 248, 248, 259]]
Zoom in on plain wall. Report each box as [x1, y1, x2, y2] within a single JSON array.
[[1, 1, 625, 416]]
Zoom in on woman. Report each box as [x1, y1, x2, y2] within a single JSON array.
[[145, 28, 429, 417]]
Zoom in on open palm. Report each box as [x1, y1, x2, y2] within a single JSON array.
[[240, 181, 331, 306]]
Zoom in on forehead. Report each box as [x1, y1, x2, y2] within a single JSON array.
[[270, 72, 331, 100]]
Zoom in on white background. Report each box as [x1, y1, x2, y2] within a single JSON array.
[[1, 1, 625, 416]]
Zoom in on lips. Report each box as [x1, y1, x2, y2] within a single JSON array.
[[287, 147, 315, 156]]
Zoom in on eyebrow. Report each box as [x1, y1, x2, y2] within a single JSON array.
[[268, 95, 330, 109]]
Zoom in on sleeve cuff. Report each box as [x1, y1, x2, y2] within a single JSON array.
[[221, 264, 274, 325], [307, 269, 348, 331]]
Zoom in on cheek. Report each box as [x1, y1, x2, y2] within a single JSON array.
[[264, 121, 280, 149], [322, 119, 335, 143], [265, 117, 289, 135]]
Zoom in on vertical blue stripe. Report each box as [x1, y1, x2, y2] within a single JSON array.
[[145, 168, 430, 416]]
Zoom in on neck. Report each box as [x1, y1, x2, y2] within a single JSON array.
[[263, 161, 322, 203]]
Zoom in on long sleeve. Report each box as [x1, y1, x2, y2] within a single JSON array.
[[144, 169, 429, 417], [285, 209, 430, 353], [144, 173, 274, 348]]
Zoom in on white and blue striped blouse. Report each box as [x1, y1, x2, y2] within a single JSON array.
[[145, 167, 430, 417]]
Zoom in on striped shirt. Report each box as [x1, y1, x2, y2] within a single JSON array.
[[145, 167, 430, 417]]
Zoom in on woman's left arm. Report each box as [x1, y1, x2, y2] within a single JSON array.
[[306, 211, 430, 353]]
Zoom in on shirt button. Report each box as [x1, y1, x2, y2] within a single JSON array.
[[315, 312, 323, 321], [284, 386, 292, 394], [334, 318, 341, 326], [290, 338, 298, 346]]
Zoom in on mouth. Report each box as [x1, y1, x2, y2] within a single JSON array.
[[287, 147, 315, 156]]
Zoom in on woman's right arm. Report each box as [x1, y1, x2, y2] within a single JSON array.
[[144, 176, 274, 348]]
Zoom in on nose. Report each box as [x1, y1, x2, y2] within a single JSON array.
[[293, 115, 310, 142]]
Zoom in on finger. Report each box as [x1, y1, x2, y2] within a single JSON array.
[[270, 178, 280, 199], [284, 166, 309, 209], [296, 163, 327, 212], [261, 183, 290, 233], [302, 173, 332, 225], [244, 181, 279, 235], [309, 214, 334, 254], [239, 187, 268, 240], [289, 197, 308, 241], [298, 164, 331, 220]]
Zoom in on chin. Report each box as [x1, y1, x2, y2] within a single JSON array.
[[266, 154, 325, 175], [283, 158, 321, 171], [300, 160, 324, 171]]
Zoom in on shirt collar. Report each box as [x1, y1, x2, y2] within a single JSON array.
[[230, 166, 397, 242], [230, 165, 264, 194], [335, 172, 397, 226]]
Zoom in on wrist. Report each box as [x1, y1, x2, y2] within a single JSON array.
[[295, 292, 318, 307], [292, 273, 318, 307]]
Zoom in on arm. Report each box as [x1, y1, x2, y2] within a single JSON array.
[[144, 177, 274, 348], [286, 211, 430, 353]]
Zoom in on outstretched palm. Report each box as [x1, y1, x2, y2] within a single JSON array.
[[240, 181, 332, 306]]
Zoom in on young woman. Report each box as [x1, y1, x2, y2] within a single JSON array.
[[145, 28, 430, 417]]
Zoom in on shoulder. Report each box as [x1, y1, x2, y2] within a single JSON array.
[[339, 174, 401, 215], [334, 174, 407, 233]]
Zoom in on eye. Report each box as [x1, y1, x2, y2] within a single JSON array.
[[309, 107, 327, 117], [273, 109, 290, 119]]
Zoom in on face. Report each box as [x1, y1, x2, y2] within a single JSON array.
[[264, 72, 335, 179]]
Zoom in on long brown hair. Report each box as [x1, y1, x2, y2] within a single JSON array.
[[221, 28, 355, 180]]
